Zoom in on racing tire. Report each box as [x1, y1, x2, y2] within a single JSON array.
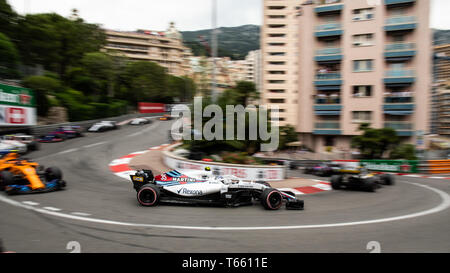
[[260, 188, 283, 210], [380, 174, 395, 186], [137, 184, 160, 207], [331, 175, 342, 190], [45, 167, 63, 181], [363, 178, 377, 192], [0, 171, 14, 191]]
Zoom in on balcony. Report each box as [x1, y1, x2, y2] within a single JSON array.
[[315, 48, 343, 62], [315, 23, 343, 38], [314, 72, 342, 88], [384, 0, 416, 6], [314, 122, 341, 135], [384, 122, 414, 136], [314, 101, 342, 115], [383, 94, 415, 115], [384, 43, 416, 61], [384, 16, 417, 32], [384, 70, 415, 86], [315, 0, 343, 14]]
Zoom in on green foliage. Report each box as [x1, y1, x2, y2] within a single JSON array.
[[390, 144, 417, 160], [0, 0, 17, 38], [182, 25, 260, 60], [351, 123, 400, 159], [0, 32, 20, 79], [279, 125, 299, 150], [15, 13, 105, 78], [22, 75, 64, 116]]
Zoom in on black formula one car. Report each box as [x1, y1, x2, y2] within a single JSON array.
[[130, 168, 304, 210], [330, 167, 395, 192], [303, 162, 341, 177]]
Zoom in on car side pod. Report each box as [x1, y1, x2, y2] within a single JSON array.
[[286, 200, 304, 210]]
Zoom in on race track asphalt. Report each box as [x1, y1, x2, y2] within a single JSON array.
[[0, 120, 449, 253]]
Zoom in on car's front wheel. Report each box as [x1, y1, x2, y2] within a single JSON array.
[[260, 188, 283, 210], [331, 175, 342, 190]]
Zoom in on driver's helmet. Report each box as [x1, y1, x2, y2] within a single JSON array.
[[205, 167, 211, 172]]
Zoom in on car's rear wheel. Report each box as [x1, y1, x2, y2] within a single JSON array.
[[260, 188, 283, 210], [137, 184, 160, 207], [364, 178, 377, 192], [0, 171, 14, 191], [331, 175, 342, 190]]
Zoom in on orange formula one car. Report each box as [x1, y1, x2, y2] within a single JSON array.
[[0, 152, 66, 195]]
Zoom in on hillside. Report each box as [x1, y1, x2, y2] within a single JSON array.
[[181, 24, 260, 60]]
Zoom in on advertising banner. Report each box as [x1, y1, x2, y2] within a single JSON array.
[[0, 83, 36, 126], [164, 154, 286, 181], [360, 160, 419, 173], [138, 102, 165, 113]]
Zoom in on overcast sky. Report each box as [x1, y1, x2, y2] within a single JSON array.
[[7, 0, 450, 31]]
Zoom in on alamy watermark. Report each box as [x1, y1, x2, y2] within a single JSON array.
[[170, 97, 280, 152]]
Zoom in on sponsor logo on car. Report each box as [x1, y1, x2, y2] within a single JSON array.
[[177, 188, 203, 195]]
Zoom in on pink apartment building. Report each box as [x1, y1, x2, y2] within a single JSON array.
[[262, 0, 432, 153]]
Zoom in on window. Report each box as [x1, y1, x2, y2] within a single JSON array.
[[353, 60, 373, 72], [269, 99, 285, 104], [353, 86, 372, 97], [268, 43, 286, 46], [269, 52, 286, 56], [269, 71, 286, 74], [353, 34, 374, 46], [269, 61, 286, 65], [268, 80, 285, 84], [352, 111, 372, 122], [353, 8, 374, 21], [269, 89, 285, 93], [268, 6, 286, 10], [268, 15, 286, 19], [269, 33, 286, 38]]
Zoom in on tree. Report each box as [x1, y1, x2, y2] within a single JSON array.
[[22, 75, 63, 116], [390, 144, 417, 160], [15, 13, 105, 79], [119, 61, 168, 105], [0, 0, 17, 38], [0, 32, 20, 79], [279, 125, 299, 150], [351, 123, 400, 159], [233, 81, 259, 106]]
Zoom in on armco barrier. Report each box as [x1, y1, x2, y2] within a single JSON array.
[[359, 160, 419, 174], [423, 160, 450, 174], [29, 112, 166, 136], [163, 150, 287, 181]]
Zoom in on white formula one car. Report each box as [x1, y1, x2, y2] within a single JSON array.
[[88, 121, 118, 132], [129, 118, 151, 125], [130, 168, 304, 210]]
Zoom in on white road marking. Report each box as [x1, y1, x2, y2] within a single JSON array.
[[115, 170, 135, 180], [83, 141, 108, 148], [22, 201, 39, 206], [0, 182, 448, 231], [57, 148, 79, 155], [42, 207, 62, 212], [312, 183, 332, 190], [71, 212, 92, 217]]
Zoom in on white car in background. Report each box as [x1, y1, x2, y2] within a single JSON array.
[[88, 121, 118, 132], [0, 136, 28, 154], [129, 118, 150, 125]]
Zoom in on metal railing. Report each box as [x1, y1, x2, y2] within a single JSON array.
[[315, 97, 341, 104], [385, 70, 415, 77], [385, 43, 415, 51], [315, 23, 342, 31], [385, 16, 417, 25], [315, 72, 341, 80], [315, 122, 341, 129], [384, 122, 413, 130], [315, 48, 342, 55]]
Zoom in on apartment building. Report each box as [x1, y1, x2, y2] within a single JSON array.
[[262, 0, 303, 126], [291, 0, 431, 153], [104, 22, 193, 77], [245, 50, 263, 93]]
